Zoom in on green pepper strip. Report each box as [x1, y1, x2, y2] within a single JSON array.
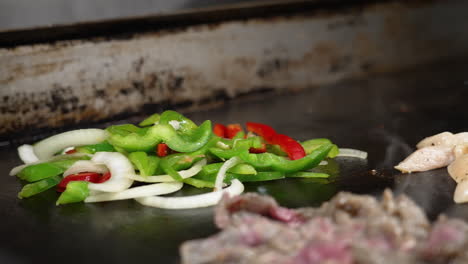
[[286, 172, 330, 178], [226, 171, 284, 182], [238, 143, 333, 173], [183, 178, 215, 188], [18, 157, 88, 182], [301, 138, 339, 158], [200, 162, 257, 175], [75, 141, 115, 154], [158, 110, 197, 134], [160, 158, 183, 181], [139, 113, 160, 127], [107, 120, 212, 153], [128, 152, 160, 177], [209, 137, 263, 159], [56, 181, 90, 205], [157, 121, 213, 153], [194, 171, 284, 183], [18, 176, 62, 199]]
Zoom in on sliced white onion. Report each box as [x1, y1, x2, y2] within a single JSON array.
[[63, 160, 109, 177], [88, 152, 134, 192], [135, 179, 244, 209], [216, 141, 230, 150], [18, 144, 39, 164], [215, 157, 241, 191], [169, 120, 181, 130], [33, 129, 108, 160], [128, 159, 207, 183], [9, 153, 92, 176], [85, 182, 183, 203], [337, 148, 368, 159]]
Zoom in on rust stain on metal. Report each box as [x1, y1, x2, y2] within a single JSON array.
[[1, 0, 468, 139]]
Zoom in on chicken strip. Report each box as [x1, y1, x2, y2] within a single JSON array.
[[395, 146, 454, 173], [417, 132, 468, 149]]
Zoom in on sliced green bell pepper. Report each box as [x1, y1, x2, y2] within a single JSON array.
[[209, 137, 263, 159], [160, 158, 184, 181], [194, 171, 284, 183], [139, 113, 160, 127], [56, 181, 89, 205], [128, 152, 160, 176], [226, 171, 284, 182], [18, 175, 62, 199], [158, 110, 197, 134], [238, 143, 333, 173], [286, 171, 330, 178], [107, 119, 212, 153], [301, 138, 339, 158], [17, 157, 88, 182], [75, 141, 115, 154], [183, 178, 215, 188], [199, 162, 257, 176]]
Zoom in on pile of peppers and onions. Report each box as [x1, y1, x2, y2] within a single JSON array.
[[10, 110, 361, 209]]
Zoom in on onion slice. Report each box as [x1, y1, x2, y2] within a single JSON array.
[[128, 159, 206, 183], [135, 179, 244, 209], [18, 144, 39, 164], [63, 160, 109, 177], [337, 148, 368, 159], [215, 157, 241, 191], [33, 129, 108, 160], [88, 152, 134, 192], [85, 182, 183, 203]]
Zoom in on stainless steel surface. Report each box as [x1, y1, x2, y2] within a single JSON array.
[[2, 0, 468, 140]]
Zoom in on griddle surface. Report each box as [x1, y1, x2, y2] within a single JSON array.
[[2, 61, 468, 263]]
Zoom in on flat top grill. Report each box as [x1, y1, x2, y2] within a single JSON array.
[[1, 60, 468, 263]]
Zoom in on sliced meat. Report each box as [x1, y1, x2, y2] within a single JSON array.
[[394, 146, 454, 173], [181, 191, 457, 264], [215, 193, 303, 229], [420, 216, 468, 262]]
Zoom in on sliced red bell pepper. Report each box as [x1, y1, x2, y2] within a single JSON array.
[[246, 122, 306, 160], [65, 149, 77, 154], [57, 172, 111, 192], [213, 123, 227, 138], [246, 122, 276, 143], [226, 124, 243, 139], [157, 143, 169, 157], [272, 134, 306, 160], [249, 143, 267, 154]]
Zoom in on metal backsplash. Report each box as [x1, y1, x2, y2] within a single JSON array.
[[1, 0, 468, 140]]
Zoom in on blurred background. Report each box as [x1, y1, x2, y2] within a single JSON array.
[[0, 0, 266, 30]]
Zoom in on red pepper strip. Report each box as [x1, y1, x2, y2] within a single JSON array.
[[249, 143, 267, 153], [246, 122, 306, 160], [272, 134, 306, 160], [213, 123, 227, 138], [226, 124, 243, 139], [98, 172, 111, 183], [65, 149, 77, 154], [57, 172, 110, 192], [157, 143, 169, 157], [246, 122, 276, 143]]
